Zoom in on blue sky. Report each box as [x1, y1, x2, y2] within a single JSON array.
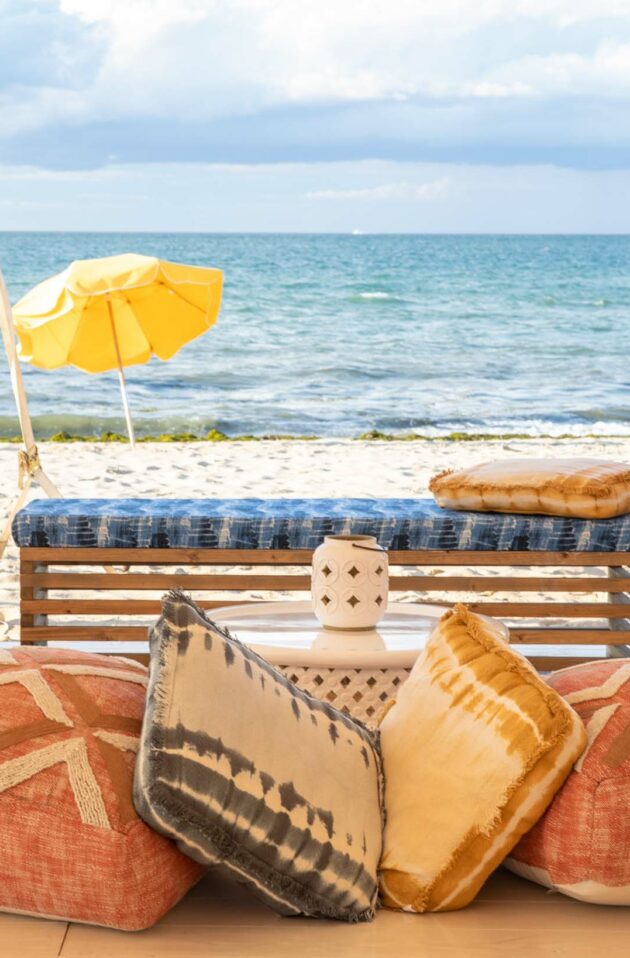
[[1, 0, 630, 232]]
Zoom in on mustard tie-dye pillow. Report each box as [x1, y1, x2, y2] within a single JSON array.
[[429, 458, 630, 519], [378, 605, 586, 912]]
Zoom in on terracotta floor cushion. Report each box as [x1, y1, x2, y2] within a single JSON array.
[[506, 660, 630, 905], [0, 647, 202, 929]]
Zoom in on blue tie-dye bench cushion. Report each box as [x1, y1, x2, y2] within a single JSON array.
[[12, 498, 630, 551]]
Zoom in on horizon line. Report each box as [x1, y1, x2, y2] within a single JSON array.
[[1, 230, 630, 237]]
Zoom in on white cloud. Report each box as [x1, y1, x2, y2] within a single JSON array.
[[473, 40, 630, 98], [60, 0, 207, 37], [306, 179, 449, 201], [463, 81, 534, 99], [2, 1, 630, 168], [11, 1, 630, 121], [285, 70, 414, 104]]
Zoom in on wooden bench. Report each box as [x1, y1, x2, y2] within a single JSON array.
[[14, 498, 630, 669]]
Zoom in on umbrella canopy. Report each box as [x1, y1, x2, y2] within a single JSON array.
[[13, 253, 223, 445]]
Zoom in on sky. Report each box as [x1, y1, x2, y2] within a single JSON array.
[[1, 0, 630, 233]]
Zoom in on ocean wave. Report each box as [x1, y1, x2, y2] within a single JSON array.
[[353, 292, 392, 300], [0, 413, 629, 441]]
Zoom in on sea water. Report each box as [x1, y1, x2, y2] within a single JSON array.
[[0, 232, 628, 438]]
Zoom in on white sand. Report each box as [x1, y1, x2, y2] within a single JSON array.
[[1, 436, 629, 642]]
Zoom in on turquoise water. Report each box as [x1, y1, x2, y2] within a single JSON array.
[[0, 232, 628, 438]]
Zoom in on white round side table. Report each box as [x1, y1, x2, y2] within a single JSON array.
[[213, 601, 508, 725]]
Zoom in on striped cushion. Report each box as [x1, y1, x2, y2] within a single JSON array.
[[134, 592, 384, 922], [13, 497, 630, 553], [378, 605, 586, 912], [506, 660, 630, 905]]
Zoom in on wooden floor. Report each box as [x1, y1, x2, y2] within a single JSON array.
[[3, 868, 630, 958]]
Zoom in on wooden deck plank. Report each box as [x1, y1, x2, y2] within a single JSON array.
[[0, 914, 67, 958], [50, 871, 630, 957], [59, 925, 630, 956]]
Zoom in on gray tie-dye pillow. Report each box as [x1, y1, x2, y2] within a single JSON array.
[[133, 592, 384, 922]]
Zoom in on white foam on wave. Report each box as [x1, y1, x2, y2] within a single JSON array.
[[358, 291, 390, 300], [414, 419, 630, 439]]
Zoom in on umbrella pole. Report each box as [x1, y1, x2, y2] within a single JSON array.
[[106, 299, 136, 449]]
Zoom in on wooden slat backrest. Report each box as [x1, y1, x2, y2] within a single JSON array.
[[19, 547, 630, 670]]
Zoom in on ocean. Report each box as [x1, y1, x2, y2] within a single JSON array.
[[0, 232, 628, 439]]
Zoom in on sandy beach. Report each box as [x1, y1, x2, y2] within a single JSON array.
[[1, 435, 629, 642]]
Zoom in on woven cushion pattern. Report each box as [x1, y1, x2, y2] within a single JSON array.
[[12, 497, 630, 551], [0, 647, 201, 929], [134, 592, 384, 922], [378, 605, 586, 913], [506, 660, 630, 905], [430, 458, 630, 519]]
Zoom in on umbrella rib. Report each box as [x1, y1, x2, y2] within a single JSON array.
[[152, 282, 210, 318]]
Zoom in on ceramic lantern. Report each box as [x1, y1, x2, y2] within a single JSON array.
[[311, 534, 389, 629]]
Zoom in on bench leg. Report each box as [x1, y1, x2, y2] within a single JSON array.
[[607, 566, 630, 659], [20, 558, 48, 647]]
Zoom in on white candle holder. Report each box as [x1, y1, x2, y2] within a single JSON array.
[[311, 534, 389, 630]]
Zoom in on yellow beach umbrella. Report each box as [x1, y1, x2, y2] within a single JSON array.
[[13, 253, 223, 447]]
